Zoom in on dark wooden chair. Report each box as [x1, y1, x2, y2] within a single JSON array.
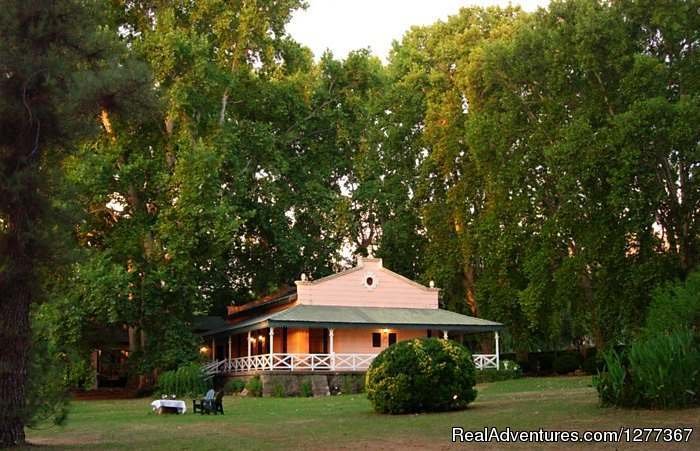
[[199, 391, 224, 415], [193, 389, 216, 414]]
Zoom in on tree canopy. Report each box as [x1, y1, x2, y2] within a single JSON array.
[[2, 0, 699, 444]]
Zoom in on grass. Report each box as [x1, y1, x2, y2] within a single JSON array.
[[25, 376, 699, 450]]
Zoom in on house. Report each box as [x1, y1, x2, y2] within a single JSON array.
[[201, 255, 503, 376]]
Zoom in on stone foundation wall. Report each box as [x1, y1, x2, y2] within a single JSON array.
[[224, 372, 365, 397]]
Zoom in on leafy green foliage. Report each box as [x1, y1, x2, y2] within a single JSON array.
[[341, 374, 365, 394], [581, 353, 603, 375], [475, 360, 522, 383], [224, 379, 246, 395], [299, 379, 313, 398], [553, 354, 581, 375], [272, 384, 286, 398], [643, 271, 700, 336], [0, 0, 153, 443], [52, 0, 330, 385], [24, 329, 70, 428], [245, 376, 263, 397], [15, 1, 700, 434], [594, 348, 631, 406], [156, 363, 209, 398], [595, 330, 700, 408], [365, 338, 477, 414]]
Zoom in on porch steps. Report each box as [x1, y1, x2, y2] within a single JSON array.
[[310, 375, 330, 397]]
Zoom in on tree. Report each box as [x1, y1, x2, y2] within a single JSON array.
[[464, 0, 692, 349], [0, 0, 152, 445], [384, 7, 523, 309], [51, 0, 379, 385]]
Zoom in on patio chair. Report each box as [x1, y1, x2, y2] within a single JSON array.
[[199, 391, 224, 415], [192, 389, 216, 414]]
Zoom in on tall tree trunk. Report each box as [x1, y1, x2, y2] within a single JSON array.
[[0, 277, 30, 447], [138, 329, 148, 389], [463, 264, 478, 316], [580, 267, 605, 350], [0, 192, 35, 447]]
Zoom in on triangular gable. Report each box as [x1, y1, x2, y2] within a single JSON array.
[[296, 256, 438, 309]]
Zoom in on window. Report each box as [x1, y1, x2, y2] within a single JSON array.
[[372, 332, 381, 348], [388, 333, 397, 346], [363, 271, 378, 290]]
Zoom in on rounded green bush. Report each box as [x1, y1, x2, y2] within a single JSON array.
[[365, 338, 477, 414], [552, 353, 580, 374]]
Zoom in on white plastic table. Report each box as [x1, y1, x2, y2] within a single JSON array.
[[151, 399, 187, 414]]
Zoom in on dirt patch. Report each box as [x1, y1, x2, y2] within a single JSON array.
[[27, 433, 102, 447]]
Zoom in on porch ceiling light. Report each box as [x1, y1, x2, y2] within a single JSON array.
[[199, 346, 209, 354], [258, 335, 265, 342], [382, 328, 389, 334]]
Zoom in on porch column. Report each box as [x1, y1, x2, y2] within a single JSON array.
[[247, 330, 251, 357], [329, 328, 335, 370], [494, 331, 500, 370], [269, 327, 275, 370], [211, 338, 216, 361], [442, 330, 448, 340], [227, 335, 232, 361]]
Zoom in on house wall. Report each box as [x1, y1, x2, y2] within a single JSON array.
[[287, 328, 309, 353], [296, 257, 438, 309], [333, 328, 427, 354], [273, 330, 284, 353]]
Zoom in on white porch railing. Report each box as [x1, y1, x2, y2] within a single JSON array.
[[204, 352, 499, 375], [472, 353, 499, 370]]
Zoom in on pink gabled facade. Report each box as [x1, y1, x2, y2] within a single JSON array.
[[203, 254, 503, 374], [295, 256, 438, 309]]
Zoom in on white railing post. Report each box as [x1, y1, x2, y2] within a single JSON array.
[[495, 331, 500, 370], [269, 328, 275, 370], [329, 328, 335, 371]]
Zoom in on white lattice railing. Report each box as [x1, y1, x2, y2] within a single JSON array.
[[201, 359, 229, 377], [205, 352, 499, 374], [472, 353, 499, 370]]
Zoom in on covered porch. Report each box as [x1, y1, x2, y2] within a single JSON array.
[[201, 305, 502, 375]]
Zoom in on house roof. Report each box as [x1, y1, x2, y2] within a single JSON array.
[[202, 304, 503, 337], [192, 315, 229, 333], [298, 257, 438, 293], [226, 285, 297, 318]]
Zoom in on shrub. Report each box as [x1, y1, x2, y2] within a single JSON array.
[[594, 348, 635, 406], [343, 374, 364, 393], [643, 271, 700, 336], [475, 360, 522, 383], [245, 375, 262, 397], [156, 362, 209, 398], [224, 378, 245, 395], [581, 351, 602, 375], [520, 352, 555, 374], [272, 383, 286, 397], [627, 329, 700, 408], [300, 379, 313, 397], [365, 338, 477, 414], [553, 353, 580, 374], [595, 329, 700, 408]]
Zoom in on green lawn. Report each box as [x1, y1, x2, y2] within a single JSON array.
[[25, 376, 699, 450]]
